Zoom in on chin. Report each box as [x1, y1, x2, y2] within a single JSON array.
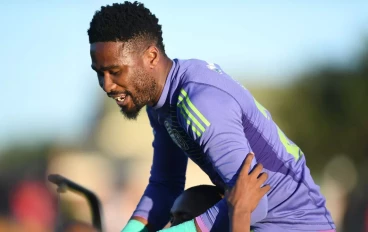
[[120, 106, 141, 120]]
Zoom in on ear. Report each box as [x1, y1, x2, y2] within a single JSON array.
[[145, 45, 160, 68]]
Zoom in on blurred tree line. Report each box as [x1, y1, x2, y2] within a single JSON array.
[[259, 40, 368, 173], [0, 36, 367, 232], [1, 41, 367, 181]]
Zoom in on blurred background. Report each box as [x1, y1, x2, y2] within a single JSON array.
[[1, 1, 367, 231]]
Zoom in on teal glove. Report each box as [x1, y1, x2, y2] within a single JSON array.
[[158, 219, 197, 232], [121, 219, 149, 232]]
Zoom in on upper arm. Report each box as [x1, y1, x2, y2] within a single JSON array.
[[177, 84, 256, 186], [177, 84, 268, 224]]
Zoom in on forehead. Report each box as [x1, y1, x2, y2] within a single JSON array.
[[90, 42, 135, 66]]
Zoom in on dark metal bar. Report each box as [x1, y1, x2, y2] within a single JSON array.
[[48, 174, 105, 232]]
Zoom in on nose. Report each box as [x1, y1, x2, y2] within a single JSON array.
[[100, 73, 117, 93]]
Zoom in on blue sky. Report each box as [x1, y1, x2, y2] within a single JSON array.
[[0, 1, 367, 149]]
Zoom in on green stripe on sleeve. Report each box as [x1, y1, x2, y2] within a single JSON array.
[[178, 107, 202, 137], [180, 89, 211, 127], [178, 102, 206, 132]]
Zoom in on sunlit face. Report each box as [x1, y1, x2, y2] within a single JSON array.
[[90, 42, 157, 120]]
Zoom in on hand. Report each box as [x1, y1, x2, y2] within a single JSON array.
[[226, 152, 271, 215]]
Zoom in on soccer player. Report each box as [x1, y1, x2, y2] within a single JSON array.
[[87, 2, 336, 231]]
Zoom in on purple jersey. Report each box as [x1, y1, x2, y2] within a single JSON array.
[[132, 59, 335, 231]]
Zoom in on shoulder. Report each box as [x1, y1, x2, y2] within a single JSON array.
[[176, 59, 249, 103], [177, 58, 226, 83], [176, 81, 244, 140], [178, 82, 243, 118], [174, 59, 261, 122]]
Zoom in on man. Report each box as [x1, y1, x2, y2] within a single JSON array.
[[87, 2, 335, 231], [170, 185, 224, 227]]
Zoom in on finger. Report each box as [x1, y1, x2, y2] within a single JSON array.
[[250, 162, 263, 177], [239, 152, 254, 177], [260, 184, 271, 196], [257, 172, 268, 185]]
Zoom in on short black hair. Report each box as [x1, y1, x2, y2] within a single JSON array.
[[87, 1, 165, 52], [185, 185, 224, 199]]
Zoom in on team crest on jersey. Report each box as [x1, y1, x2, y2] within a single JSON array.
[[206, 62, 223, 74], [164, 120, 189, 151]]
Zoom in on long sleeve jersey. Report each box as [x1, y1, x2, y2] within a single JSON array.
[[132, 59, 335, 232]]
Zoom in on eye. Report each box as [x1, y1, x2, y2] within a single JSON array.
[[110, 70, 120, 76]]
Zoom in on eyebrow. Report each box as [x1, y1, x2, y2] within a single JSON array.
[[91, 65, 120, 71]]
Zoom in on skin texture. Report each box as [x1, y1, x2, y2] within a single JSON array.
[[226, 153, 271, 232], [90, 41, 172, 120], [169, 186, 223, 227]]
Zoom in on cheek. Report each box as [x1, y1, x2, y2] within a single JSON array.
[[114, 73, 131, 89], [122, 70, 140, 86], [130, 73, 147, 90]]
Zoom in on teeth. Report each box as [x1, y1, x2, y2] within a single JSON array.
[[115, 96, 125, 102]]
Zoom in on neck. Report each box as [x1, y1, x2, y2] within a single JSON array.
[[151, 55, 173, 106]]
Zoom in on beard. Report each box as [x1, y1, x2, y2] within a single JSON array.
[[119, 70, 157, 120], [119, 94, 144, 120]]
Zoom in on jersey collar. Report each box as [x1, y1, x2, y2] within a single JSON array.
[[153, 59, 177, 110]]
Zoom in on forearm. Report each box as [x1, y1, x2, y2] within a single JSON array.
[[129, 216, 152, 232], [132, 181, 184, 230], [194, 195, 267, 232], [229, 211, 251, 232]]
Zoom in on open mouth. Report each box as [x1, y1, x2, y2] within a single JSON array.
[[114, 94, 126, 103]]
